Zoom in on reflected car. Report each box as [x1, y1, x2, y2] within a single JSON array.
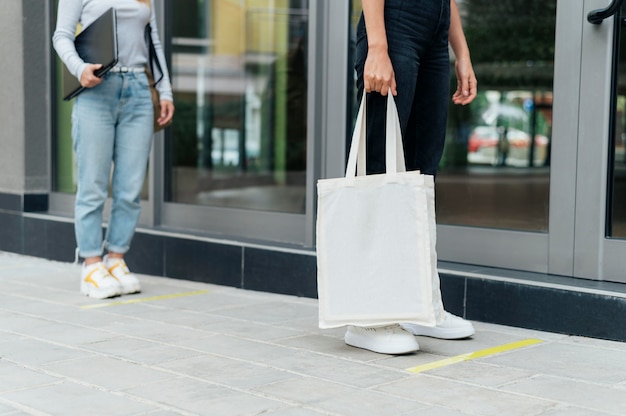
[[467, 126, 549, 167]]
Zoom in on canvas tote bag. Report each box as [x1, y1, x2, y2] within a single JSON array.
[[316, 92, 437, 329]]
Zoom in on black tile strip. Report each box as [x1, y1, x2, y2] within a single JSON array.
[[23, 194, 48, 212], [0, 193, 22, 212], [243, 248, 317, 298], [164, 237, 242, 288], [462, 276, 626, 342], [124, 232, 165, 277]]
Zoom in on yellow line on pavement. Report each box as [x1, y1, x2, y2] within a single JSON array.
[[406, 338, 543, 374], [81, 290, 209, 309]]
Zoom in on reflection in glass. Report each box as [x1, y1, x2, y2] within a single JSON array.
[[168, 0, 308, 214], [54, 52, 76, 194], [609, 4, 626, 237], [437, 0, 555, 232], [347, 0, 555, 232], [51, 0, 81, 194]]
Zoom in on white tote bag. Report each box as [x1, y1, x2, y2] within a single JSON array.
[[316, 92, 437, 329]]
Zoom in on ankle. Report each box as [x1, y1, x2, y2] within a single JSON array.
[[107, 252, 124, 259], [84, 257, 102, 266]]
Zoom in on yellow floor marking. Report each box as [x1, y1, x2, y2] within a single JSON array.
[[406, 338, 543, 374], [81, 289, 209, 309]]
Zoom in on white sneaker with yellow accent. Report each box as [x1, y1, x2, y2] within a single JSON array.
[[80, 262, 122, 299], [104, 256, 141, 295]]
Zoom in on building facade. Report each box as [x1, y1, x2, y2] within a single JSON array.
[[2, 0, 626, 341]]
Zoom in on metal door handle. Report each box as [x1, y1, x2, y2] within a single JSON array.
[[588, 0, 624, 24]]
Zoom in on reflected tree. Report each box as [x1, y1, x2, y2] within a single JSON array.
[[461, 0, 556, 89], [463, 0, 556, 62], [442, 0, 557, 168]]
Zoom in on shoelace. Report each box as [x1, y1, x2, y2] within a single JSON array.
[[84, 264, 114, 287], [92, 264, 113, 279], [361, 325, 399, 334], [108, 259, 130, 275]]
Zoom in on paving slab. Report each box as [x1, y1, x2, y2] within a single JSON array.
[[2, 251, 626, 416]]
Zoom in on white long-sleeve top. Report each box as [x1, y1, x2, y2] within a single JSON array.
[[53, 0, 173, 101]]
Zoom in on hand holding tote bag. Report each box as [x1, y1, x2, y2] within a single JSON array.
[[316, 91, 437, 329]]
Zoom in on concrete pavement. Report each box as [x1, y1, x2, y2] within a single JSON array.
[[2, 251, 626, 415]]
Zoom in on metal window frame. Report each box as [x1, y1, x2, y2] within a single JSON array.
[[156, 0, 347, 248]]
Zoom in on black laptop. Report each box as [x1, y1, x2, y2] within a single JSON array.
[[62, 8, 118, 100]]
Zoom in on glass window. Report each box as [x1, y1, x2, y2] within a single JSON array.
[[609, 3, 626, 238], [53, 52, 76, 194], [168, 0, 309, 214], [437, 0, 555, 232], [348, 0, 555, 233]]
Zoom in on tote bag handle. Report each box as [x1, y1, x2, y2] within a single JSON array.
[[345, 90, 406, 178]]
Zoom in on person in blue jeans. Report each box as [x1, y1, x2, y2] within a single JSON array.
[[53, 0, 174, 299], [344, 0, 478, 354]]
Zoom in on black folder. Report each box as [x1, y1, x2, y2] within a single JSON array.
[[62, 8, 118, 100]]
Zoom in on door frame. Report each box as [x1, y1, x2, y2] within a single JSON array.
[[574, 0, 626, 282], [436, 0, 626, 282]]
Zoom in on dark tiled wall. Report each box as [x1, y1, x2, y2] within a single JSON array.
[[463, 277, 626, 342], [0, 193, 48, 212], [21, 217, 85, 262], [0, 211, 23, 253], [123, 232, 165, 277], [164, 237, 242, 287], [439, 274, 466, 318], [125, 234, 318, 298], [0, 194, 22, 212], [243, 247, 317, 298]]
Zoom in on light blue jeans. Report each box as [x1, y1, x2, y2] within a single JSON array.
[[72, 71, 153, 258]]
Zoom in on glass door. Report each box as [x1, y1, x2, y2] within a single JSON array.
[[574, 0, 626, 282], [436, 0, 626, 282], [344, 0, 625, 280], [159, 0, 317, 245], [438, 0, 555, 234], [434, 0, 557, 274], [166, 0, 308, 215]]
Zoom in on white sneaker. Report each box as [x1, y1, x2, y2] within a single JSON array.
[[104, 256, 141, 295], [80, 262, 122, 299], [344, 324, 419, 355], [401, 312, 475, 340]]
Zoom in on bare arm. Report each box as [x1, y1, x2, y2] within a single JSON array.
[[449, 0, 477, 105], [361, 0, 396, 96], [361, 0, 475, 101]]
